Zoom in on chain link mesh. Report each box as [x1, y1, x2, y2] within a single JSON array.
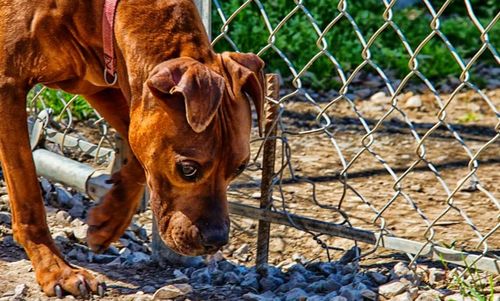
[[25, 0, 499, 272], [214, 0, 499, 269]]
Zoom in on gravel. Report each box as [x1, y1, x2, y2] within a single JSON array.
[[1, 178, 499, 300]]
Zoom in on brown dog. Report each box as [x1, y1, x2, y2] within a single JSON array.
[[0, 0, 265, 297]]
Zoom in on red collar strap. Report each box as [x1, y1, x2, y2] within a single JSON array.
[[103, 0, 119, 85]]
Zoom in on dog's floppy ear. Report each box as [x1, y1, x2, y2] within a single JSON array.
[[147, 58, 225, 133], [221, 52, 266, 136]]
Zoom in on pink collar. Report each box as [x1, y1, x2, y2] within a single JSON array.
[[103, 0, 119, 85]]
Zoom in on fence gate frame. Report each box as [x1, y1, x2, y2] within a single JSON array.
[[28, 0, 500, 275]]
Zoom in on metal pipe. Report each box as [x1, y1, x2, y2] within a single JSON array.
[[33, 149, 94, 192], [33, 149, 111, 200]]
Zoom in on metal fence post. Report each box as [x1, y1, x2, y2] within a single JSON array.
[[256, 74, 280, 268], [194, 0, 212, 40]]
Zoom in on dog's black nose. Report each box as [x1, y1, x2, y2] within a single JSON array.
[[199, 224, 229, 250]]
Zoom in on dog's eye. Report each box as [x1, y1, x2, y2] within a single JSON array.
[[177, 161, 200, 181]]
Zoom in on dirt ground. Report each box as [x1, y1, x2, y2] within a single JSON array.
[[226, 88, 500, 264], [0, 87, 498, 300]]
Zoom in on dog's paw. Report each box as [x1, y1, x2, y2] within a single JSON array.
[[38, 265, 106, 298], [86, 204, 132, 253]]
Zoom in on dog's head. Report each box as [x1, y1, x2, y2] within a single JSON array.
[[128, 52, 265, 255]]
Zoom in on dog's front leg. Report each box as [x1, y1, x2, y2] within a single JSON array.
[[83, 89, 146, 253], [0, 81, 102, 297]]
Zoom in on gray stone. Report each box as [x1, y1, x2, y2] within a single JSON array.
[[258, 265, 284, 279], [119, 247, 132, 257], [75, 249, 87, 262], [291, 253, 306, 264], [289, 263, 308, 275], [0, 212, 11, 224], [2, 235, 15, 247], [224, 271, 241, 284], [406, 95, 422, 108], [218, 260, 236, 272], [428, 268, 446, 285], [142, 285, 156, 294], [92, 254, 117, 264], [128, 241, 146, 252], [70, 218, 84, 227], [391, 262, 411, 279], [67, 248, 78, 259], [126, 252, 150, 265], [68, 204, 85, 218], [236, 265, 249, 275], [290, 271, 307, 283], [415, 289, 442, 301], [124, 230, 140, 242], [0, 186, 7, 195], [132, 292, 152, 301], [284, 288, 308, 301], [107, 257, 122, 266], [163, 275, 189, 285], [316, 262, 336, 275], [70, 193, 84, 207], [338, 247, 360, 264], [173, 269, 186, 279], [234, 243, 249, 257], [55, 210, 71, 224], [0, 194, 9, 204], [119, 238, 130, 247], [379, 281, 407, 298], [242, 292, 277, 301], [241, 272, 259, 290], [191, 268, 211, 284], [370, 91, 388, 102], [393, 292, 413, 301], [360, 289, 377, 300], [339, 285, 359, 300], [56, 187, 72, 207], [327, 295, 346, 301], [211, 270, 225, 286], [12, 284, 27, 300], [307, 295, 326, 301], [152, 283, 192, 300], [72, 224, 88, 242], [367, 271, 388, 284], [325, 292, 338, 301], [444, 294, 476, 301], [276, 279, 307, 293], [40, 178, 52, 193], [52, 231, 69, 245], [259, 275, 284, 292], [306, 279, 341, 294], [340, 273, 354, 285], [106, 245, 120, 256], [137, 228, 148, 240]]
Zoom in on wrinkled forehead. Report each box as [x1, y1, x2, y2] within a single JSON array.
[[170, 100, 252, 163]]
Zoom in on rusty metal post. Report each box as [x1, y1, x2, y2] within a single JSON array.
[[256, 74, 280, 268]]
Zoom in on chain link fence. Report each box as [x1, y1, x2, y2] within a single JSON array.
[[26, 0, 499, 274], [211, 0, 499, 272]]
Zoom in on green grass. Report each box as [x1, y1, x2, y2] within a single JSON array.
[[438, 243, 497, 301], [212, 0, 499, 90], [28, 85, 95, 120]]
